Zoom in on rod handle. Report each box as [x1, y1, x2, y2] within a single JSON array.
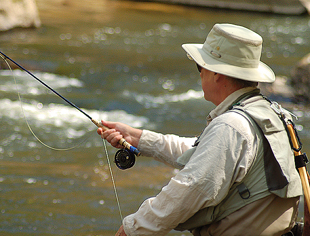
[[91, 119, 141, 156], [287, 124, 310, 213]]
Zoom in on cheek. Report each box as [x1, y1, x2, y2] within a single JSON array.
[[201, 76, 208, 90], [201, 80, 209, 98]]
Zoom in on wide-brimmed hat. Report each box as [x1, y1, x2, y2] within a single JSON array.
[[182, 23, 275, 83]]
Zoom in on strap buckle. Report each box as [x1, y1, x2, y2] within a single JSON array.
[[237, 183, 251, 199]]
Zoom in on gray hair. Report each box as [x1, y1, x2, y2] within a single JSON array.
[[228, 76, 258, 88]]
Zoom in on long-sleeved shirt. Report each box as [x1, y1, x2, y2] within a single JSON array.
[[123, 87, 299, 236]]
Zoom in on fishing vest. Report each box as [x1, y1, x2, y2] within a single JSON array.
[[175, 94, 303, 231]]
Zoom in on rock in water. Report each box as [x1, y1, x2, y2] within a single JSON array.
[[290, 53, 310, 103], [0, 0, 41, 31]]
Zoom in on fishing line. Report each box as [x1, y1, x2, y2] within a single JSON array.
[[0, 54, 91, 151], [0, 51, 130, 224], [1, 53, 125, 225], [102, 139, 124, 222], [0, 51, 140, 173], [0, 51, 141, 160]]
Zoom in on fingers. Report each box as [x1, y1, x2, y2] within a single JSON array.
[[103, 129, 122, 148], [96, 120, 117, 136], [97, 124, 124, 149], [96, 120, 139, 148], [97, 127, 104, 135], [115, 225, 127, 236]]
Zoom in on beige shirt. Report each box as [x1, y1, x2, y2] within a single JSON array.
[[123, 88, 299, 236]]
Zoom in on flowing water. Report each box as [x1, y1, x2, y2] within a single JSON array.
[[0, 0, 310, 235]]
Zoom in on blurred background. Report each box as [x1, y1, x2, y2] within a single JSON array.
[[1, 0, 310, 235]]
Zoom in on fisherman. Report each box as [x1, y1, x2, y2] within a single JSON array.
[[97, 23, 303, 235]]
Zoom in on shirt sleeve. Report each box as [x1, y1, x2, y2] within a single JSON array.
[[124, 113, 257, 236], [137, 130, 196, 168]]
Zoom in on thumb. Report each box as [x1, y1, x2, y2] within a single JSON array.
[[101, 120, 116, 129]]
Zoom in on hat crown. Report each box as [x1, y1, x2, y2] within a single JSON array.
[[181, 23, 275, 83], [203, 24, 263, 68]]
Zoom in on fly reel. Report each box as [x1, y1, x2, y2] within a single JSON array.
[[114, 149, 136, 170]]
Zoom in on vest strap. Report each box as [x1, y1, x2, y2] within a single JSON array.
[[295, 153, 309, 169]]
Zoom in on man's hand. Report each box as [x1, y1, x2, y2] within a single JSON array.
[[115, 225, 127, 236], [97, 120, 142, 149]]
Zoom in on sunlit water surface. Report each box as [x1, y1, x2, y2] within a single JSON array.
[[0, 0, 310, 235]]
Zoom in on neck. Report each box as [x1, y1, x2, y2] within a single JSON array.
[[213, 81, 244, 106]]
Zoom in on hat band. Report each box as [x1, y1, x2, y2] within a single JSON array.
[[203, 43, 260, 68]]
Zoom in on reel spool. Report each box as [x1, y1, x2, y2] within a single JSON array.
[[114, 149, 136, 170]]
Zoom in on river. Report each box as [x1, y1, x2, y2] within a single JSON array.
[[0, 0, 310, 235]]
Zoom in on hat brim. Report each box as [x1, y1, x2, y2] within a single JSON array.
[[182, 43, 275, 83]]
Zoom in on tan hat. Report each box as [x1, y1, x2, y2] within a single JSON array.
[[182, 23, 275, 83]]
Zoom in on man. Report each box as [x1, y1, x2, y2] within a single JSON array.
[[97, 23, 303, 235]]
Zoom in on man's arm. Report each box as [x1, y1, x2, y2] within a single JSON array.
[[122, 115, 256, 235], [98, 121, 195, 167]]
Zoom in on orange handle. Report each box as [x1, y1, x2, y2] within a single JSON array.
[[287, 124, 310, 213]]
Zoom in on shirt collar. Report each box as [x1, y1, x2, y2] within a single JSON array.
[[207, 87, 259, 123]]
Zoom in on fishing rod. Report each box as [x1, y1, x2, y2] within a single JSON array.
[[0, 51, 139, 170]]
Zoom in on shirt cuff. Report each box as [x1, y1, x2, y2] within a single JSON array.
[[137, 130, 162, 157]]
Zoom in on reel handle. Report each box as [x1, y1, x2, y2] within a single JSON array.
[[92, 118, 141, 157]]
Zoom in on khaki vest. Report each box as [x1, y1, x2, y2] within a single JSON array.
[[175, 96, 303, 231]]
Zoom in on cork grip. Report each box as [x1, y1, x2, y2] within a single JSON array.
[[91, 118, 141, 156]]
